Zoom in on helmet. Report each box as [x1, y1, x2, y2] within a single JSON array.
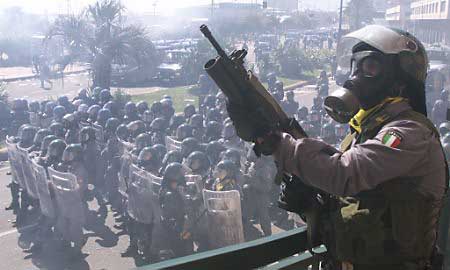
[[162, 162, 186, 188], [49, 122, 65, 138], [138, 147, 160, 171], [204, 95, 216, 108], [222, 122, 236, 139], [214, 160, 238, 180], [161, 102, 175, 120], [161, 98, 173, 107], [220, 149, 241, 168], [441, 89, 449, 101], [143, 110, 153, 123], [92, 87, 102, 97], [162, 150, 183, 169], [297, 106, 308, 120], [78, 88, 88, 98], [28, 101, 40, 113], [20, 125, 38, 146], [150, 117, 166, 132], [181, 137, 201, 158], [62, 143, 83, 162], [105, 118, 121, 134], [73, 99, 83, 108], [152, 144, 167, 162], [127, 120, 146, 138], [206, 108, 222, 122], [41, 135, 58, 156], [53, 105, 66, 120], [136, 101, 149, 115], [176, 124, 193, 141], [80, 126, 96, 143], [205, 121, 222, 141], [206, 140, 226, 165], [99, 89, 111, 104], [47, 139, 67, 158], [78, 103, 89, 113], [184, 104, 196, 119], [87, 104, 101, 121], [169, 115, 185, 132], [103, 101, 119, 117], [57, 95, 69, 105], [33, 129, 52, 147], [186, 151, 210, 175], [116, 124, 129, 140], [96, 108, 111, 126], [62, 113, 77, 129], [189, 114, 204, 129], [151, 101, 163, 116], [444, 142, 450, 160], [135, 133, 152, 151], [440, 122, 450, 135], [44, 101, 57, 115], [286, 90, 294, 99]]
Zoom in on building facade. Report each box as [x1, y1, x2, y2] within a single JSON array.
[[267, 0, 298, 11]]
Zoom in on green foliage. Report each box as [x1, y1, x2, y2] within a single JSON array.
[[344, 0, 376, 30], [113, 88, 131, 107], [131, 86, 198, 113]]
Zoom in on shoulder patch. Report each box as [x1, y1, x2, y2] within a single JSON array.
[[382, 130, 403, 148]]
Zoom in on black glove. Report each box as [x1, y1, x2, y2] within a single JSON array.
[[226, 101, 270, 142], [253, 131, 281, 156], [278, 175, 319, 215]]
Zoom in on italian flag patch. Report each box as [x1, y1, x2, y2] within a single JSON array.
[[382, 131, 402, 148]]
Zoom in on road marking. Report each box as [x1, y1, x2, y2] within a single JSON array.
[[0, 223, 38, 238]]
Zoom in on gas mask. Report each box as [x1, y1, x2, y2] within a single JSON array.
[[325, 50, 397, 123]]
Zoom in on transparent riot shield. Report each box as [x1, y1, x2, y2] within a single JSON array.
[[186, 174, 203, 195], [165, 136, 182, 152], [5, 139, 26, 188], [202, 189, 244, 249], [118, 150, 132, 198], [29, 112, 40, 127], [92, 123, 105, 149], [47, 167, 85, 224], [31, 160, 55, 219], [127, 164, 156, 225], [17, 146, 39, 199], [117, 138, 133, 156]]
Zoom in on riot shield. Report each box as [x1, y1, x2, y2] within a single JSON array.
[[29, 112, 40, 127], [203, 189, 244, 248], [127, 164, 156, 225], [5, 139, 26, 188], [117, 138, 134, 156], [92, 123, 105, 149], [31, 160, 55, 219], [186, 174, 203, 195], [17, 146, 39, 199], [118, 150, 132, 198], [165, 136, 182, 152], [47, 167, 85, 224]]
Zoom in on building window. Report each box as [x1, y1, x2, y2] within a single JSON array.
[[441, 1, 446, 12]]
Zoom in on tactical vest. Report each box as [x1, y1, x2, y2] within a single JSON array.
[[333, 108, 448, 269]]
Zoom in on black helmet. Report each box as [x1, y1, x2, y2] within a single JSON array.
[[57, 95, 69, 105], [151, 101, 163, 116], [189, 114, 204, 129], [62, 143, 83, 162], [152, 144, 167, 162], [206, 140, 226, 165], [206, 108, 222, 123], [162, 150, 183, 169], [40, 135, 58, 156], [169, 115, 185, 132], [439, 122, 450, 135], [96, 108, 111, 126], [33, 129, 52, 147], [47, 139, 67, 158], [80, 126, 96, 143], [135, 133, 152, 151], [176, 124, 193, 141], [162, 162, 186, 188], [205, 121, 222, 141], [53, 105, 66, 121], [103, 101, 119, 117], [105, 117, 121, 134], [28, 101, 40, 113], [204, 95, 216, 108], [150, 117, 166, 132], [44, 101, 57, 115], [214, 159, 238, 180], [127, 120, 146, 138], [183, 104, 196, 119], [161, 102, 175, 120], [186, 151, 210, 175], [142, 110, 153, 123], [62, 113, 77, 129], [136, 101, 149, 115], [20, 125, 38, 146], [222, 122, 236, 139], [87, 104, 101, 121], [116, 123, 129, 140], [138, 146, 160, 171], [49, 122, 65, 138], [99, 89, 111, 104], [181, 137, 201, 158], [220, 149, 241, 168]]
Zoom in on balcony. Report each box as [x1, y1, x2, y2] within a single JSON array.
[[140, 226, 326, 270]]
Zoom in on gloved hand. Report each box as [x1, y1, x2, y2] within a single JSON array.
[[226, 101, 270, 142], [253, 131, 281, 156], [278, 175, 318, 215]]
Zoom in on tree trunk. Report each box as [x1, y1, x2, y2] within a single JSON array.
[[92, 53, 112, 89]]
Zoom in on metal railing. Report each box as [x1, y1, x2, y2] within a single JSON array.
[[140, 226, 326, 270]]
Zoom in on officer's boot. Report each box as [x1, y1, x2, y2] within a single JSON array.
[[121, 219, 138, 257], [5, 182, 20, 212]]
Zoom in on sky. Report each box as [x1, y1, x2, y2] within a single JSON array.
[[0, 0, 344, 14]]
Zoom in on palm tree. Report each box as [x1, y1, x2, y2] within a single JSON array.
[[344, 0, 376, 30], [46, 0, 160, 89]]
